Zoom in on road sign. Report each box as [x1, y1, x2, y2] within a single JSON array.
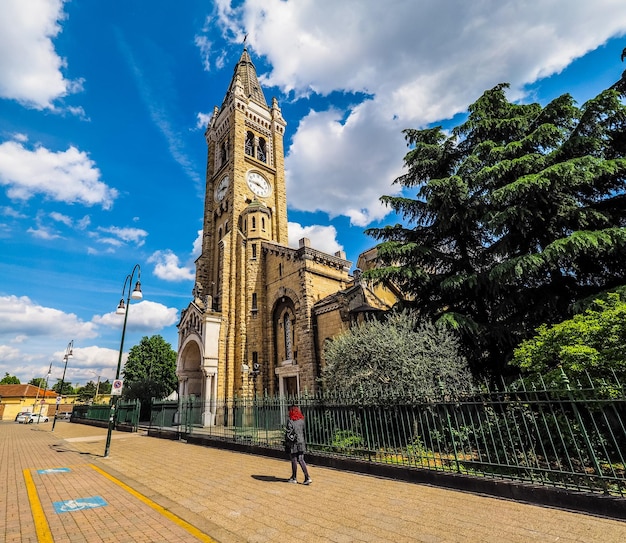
[[56, 396, 62, 404], [111, 379, 123, 396]]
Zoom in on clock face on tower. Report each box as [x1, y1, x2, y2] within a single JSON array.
[[246, 171, 271, 197], [214, 175, 229, 202]]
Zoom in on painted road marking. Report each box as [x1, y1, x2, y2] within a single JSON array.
[[37, 467, 71, 474], [53, 496, 107, 513], [89, 463, 219, 543], [23, 469, 54, 543], [24, 464, 218, 543]]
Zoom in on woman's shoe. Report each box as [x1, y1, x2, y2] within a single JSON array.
[[288, 477, 297, 484], [303, 478, 312, 485]]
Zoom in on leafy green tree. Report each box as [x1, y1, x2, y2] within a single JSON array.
[[29, 377, 46, 387], [122, 335, 177, 418], [321, 312, 474, 401], [98, 379, 112, 395], [76, 381, 97, 402], [51, 380, 74, 395], [366, 80, 626, 376], [1, 373, 20, 384], [511, 292, 626, 384]]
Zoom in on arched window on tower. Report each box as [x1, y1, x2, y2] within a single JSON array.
[[261, 217, 266, 231], [283, 312, 293, 360], [245, 131, 254, 157], [220, 139, 228, 166], [251, 216, 256, 230], [273, 299, 298, 371], [257, 137, 267, 162]]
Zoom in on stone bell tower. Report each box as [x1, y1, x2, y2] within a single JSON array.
[[177, 47, 288, 420]]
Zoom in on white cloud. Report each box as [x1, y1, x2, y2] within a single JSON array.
[[192, 230, 203, 258], [50, 211, 73, 226], [0, 0, 83, 110], [0, 344, 24, 363], [27, 225, 61, 240], [0, 141, 118, 208], [1, 206, 26, 219], [196, 112, 212, 130], [92, 300, 178, 332], [77, 215, 91, 230], [214, 0, 626, 227], [0, 295, 97, 340], [1, 345, 126, 387], [285, 103, 405, 226], [288, 222, 343, 255], [195, 35, 213, 72], [61, 345, 124, 379], [96, 226, 148, 246], [148, 250, 195, 282]]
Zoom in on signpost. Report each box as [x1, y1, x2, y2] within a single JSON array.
[[111, 380, 123, 396]]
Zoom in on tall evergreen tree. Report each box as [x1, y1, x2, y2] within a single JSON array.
[[366, 77, 626, 376]]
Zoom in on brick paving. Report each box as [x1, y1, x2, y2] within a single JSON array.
[[2, 420, 626, 543]]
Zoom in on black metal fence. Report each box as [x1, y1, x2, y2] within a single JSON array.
[[72, 399, 141, 430], [149, 375, 626, 496]]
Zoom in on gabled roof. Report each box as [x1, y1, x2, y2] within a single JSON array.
[[0, 384, 56, 399], [222, 47, 267, 108]]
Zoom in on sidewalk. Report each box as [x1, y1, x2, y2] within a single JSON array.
[[2, 420, 626, 543]]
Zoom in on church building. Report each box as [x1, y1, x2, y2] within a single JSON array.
[[176, 48, 399, 426]]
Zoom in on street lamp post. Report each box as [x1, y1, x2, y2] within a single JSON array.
[[51, 341, 74, 431], [37, 362, 53, 422], [104, 264, 142, 457], [94, 375, 101, 402], [89, 371, 102, 403]]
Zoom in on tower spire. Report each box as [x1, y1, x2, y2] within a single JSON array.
[[222, 46, 267, 107]]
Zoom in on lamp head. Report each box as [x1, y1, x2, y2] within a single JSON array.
[[131, 280, 143, 300], [116, 298, 126, 315]]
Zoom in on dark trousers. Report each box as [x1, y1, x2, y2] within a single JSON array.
[[290, 452, 310, 479]]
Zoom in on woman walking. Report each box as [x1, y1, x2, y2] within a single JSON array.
[[285, 405, 312, 485]]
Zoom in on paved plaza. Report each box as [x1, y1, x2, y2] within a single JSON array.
[[2, 420, 626, 542]]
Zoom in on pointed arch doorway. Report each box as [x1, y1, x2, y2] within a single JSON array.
[[273, 296, 300, 397]]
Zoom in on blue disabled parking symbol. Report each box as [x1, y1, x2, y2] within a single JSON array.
[[53, 496, 107, 513], [37, 468, 71, 474]]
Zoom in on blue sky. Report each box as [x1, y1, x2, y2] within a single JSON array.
[[1, 0, 625, 388]]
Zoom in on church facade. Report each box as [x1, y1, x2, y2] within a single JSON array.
[[176, 49, 398, 425]]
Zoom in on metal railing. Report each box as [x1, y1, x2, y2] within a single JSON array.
[[72, 399, 141, 431], [149, 374, 626, 496]]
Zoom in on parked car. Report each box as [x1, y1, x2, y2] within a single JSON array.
[[16, 412, 49, 424], [15, 411, 32, 422]]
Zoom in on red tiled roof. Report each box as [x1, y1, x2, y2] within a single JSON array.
[[0, 384, 56, 399]]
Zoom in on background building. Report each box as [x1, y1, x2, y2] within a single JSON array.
[[0, 384, 66, 421]]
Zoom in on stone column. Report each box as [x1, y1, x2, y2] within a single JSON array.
[[202, 370, 216, 426]]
